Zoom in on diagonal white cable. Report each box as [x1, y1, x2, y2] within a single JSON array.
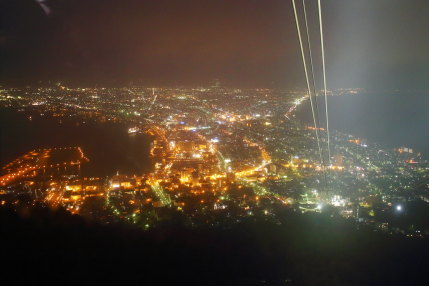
[[318, 0, 332, 167], [302, 0, 326, 169], [291, 0, 324, 167]]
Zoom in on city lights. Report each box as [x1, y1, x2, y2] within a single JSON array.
[[0, 84, 426, 238]]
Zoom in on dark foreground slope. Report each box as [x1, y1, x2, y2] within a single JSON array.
[[1, 207, 428, 286]]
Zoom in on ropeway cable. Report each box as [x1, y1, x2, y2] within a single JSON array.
[[291, 0, 324, 169], [302, 0, 329, 191], [318, 0, 332, 167], [302, 0, 326, 168]]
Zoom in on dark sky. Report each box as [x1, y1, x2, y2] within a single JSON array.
[[1, 0, 429, 88]]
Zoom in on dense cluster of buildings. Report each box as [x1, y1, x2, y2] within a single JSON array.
[[1, 84, 428, 235]]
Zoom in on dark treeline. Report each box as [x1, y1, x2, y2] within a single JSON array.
[[1, 206, 429, 285]]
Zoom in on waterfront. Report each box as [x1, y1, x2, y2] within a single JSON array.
[[295, 92, 429, 157], [0, 108, 153, 177], [0, 85, 428, 238]]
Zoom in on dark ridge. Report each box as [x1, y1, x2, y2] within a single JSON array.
[[1, 206, 429, 285]]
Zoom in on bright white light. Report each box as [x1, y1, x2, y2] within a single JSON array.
[[331, 195, 346, 207], [317, 204, 323, 210], [396, 205, 402, 211]]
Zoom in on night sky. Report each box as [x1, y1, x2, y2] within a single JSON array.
[[1, 0, 429, 88]]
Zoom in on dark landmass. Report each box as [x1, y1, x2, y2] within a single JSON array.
[[2, 206, 429, 285]]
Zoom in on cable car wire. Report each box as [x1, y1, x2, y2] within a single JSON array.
[[318, 0, 332, 167], [291, 0, 324, 169]]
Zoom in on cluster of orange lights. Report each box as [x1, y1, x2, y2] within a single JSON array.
[[348, 139, 361, 145], [0, 166, 37, 185], [307, 126, 326, 131], [0, 147, 87, 186]]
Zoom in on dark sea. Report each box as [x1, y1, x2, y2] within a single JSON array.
[[0, 108, 153, 177], [295, 92, 429, 157]]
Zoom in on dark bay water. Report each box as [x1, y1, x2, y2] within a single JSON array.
[[295, 93, 429, 156], [0, 108, 153, 176]]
